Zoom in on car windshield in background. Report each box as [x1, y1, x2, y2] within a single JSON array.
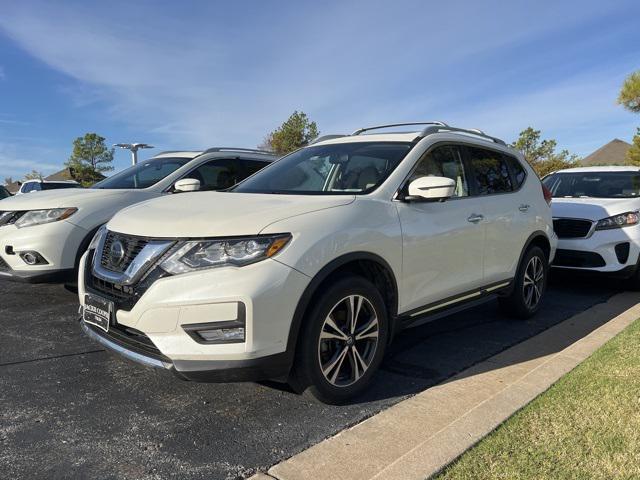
[[233, 142, 413, 195], [92, 157, 191, 189], [543, 171, 640, 198]]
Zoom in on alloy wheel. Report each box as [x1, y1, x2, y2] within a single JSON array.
[[523, 255, 544, 310], [317, 295, 379, 388]]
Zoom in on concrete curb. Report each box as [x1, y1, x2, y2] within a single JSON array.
[[249, 292, 640, 480]]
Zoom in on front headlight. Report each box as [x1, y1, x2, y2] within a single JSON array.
[[14, 208, 78, 229], [595, 212, 639, 230], [160, 234, 292, 275]]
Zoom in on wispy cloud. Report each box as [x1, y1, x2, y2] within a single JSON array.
[[0, 0, 638, 160]]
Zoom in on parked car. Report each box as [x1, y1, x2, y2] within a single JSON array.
[[543, 166, 640, 287], [16, 179, 81, 194], [79, 122, 556, 403], [0, 148, 275, 283], [0, 185, 10, 200]]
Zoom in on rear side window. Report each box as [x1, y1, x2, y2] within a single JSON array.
[[468, 147, 513, 195], [505, 155, 526, 189]]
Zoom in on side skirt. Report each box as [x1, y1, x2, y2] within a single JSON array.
[[399, 279, 513, 330]]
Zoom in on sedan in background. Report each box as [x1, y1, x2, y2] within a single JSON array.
[[543, 166, 640, 287]]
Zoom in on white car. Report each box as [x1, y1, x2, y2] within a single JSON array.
[[16, 179, 81, 194], [0, 148, 275, 283], [543, 166, 640, 286], [79, 122, 556, 403]]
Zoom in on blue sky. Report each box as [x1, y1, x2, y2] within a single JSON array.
[[0, 0, 639, 179]]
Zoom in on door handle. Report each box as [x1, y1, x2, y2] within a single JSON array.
[[519, 204, 530, 212], [467, 213, 484, 223]]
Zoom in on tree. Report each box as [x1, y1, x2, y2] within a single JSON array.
[[626, 128, 640, 166], [4, 177, 13, 185], [65, 133, 114, 186], [511, 127, 579, 177], [618, 71, 640, 113], [261, 111, 319, 156], [24, 170, 43, 180]]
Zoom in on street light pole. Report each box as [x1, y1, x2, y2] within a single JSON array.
[[113, 143, 155, 166]]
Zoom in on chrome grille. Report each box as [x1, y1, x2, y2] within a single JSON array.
[[553, 218, 593, 239], [100, 231, 149, 273]]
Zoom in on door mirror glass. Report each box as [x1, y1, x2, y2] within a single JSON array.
[[174, 178, 201, 193], [407, 176, 455, 201]]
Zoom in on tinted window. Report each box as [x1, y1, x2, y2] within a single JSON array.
[[410, 145, 469, 197], [505, 155, 526, 188], [41, 183, 81, 190], [0, 187, 9, 199], [468, 148, 513, 194], [234, 142, 412, 195], [187, 158, 243, 191], [543, 171, 640, 198], [241, 160, 270, 177], [93, 157, 191, 189]]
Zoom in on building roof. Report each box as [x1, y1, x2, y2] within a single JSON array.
[[44, 168, 75, 181], [581, 139, 632, 166]]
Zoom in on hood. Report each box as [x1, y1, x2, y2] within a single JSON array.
[[0, 188, 142, 211], [551, 197, 640, 222], [107, 192, 356, 237]]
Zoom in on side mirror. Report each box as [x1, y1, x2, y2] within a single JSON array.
[[173, 178, 201, 193], [406, 176, 455, 202]]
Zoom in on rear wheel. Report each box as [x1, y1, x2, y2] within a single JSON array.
[[499, 246, 548, 319], [289, 276, 389, 404]]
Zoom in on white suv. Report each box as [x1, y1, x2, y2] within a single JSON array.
[[543, 166, 640, 287], [0, 149, 275, 283], [79, 122, 556, 403]]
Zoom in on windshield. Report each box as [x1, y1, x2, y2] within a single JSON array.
[[233, 142, 413, 195], [92, 157, 192, 190], [543, 171, 640, 198]]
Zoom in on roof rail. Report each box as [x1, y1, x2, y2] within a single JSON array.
[[418, 125, 507, 146], [309, 134, 348, 145], [351, 121, 449, 136], [202, 147, 274, 155], [155, 150, 203, 156]]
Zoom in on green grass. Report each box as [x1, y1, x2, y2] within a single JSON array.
[[438, 319, 640, 480]]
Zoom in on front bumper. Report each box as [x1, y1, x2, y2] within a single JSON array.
[[81, 320, 291, 381], [552, 226, 640, 276], [79, 250, 311, 381], [0, 220, 88, 282]]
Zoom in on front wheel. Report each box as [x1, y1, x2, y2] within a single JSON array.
[[499, 246, 548, 319], [289, 276, 389, 404]]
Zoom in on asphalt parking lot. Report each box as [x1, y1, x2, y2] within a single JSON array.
[[0, 274, 623, 480]]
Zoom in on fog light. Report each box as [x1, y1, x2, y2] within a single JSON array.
[[182, 303, 247, 344], [197, 327, 245, 343], [19, 251, 48, 265]]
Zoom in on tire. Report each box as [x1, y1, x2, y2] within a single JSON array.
[[499, 246, 548, 319], [289, 275, 389, 404]]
